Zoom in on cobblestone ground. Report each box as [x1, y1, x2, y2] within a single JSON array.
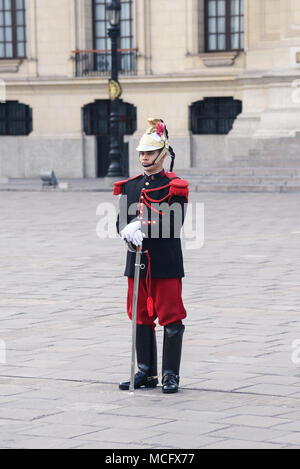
[[0, 190, 300, 449]]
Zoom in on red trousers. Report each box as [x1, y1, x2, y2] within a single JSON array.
[[127, 277, 187, 329]]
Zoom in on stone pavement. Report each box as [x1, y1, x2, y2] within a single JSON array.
[[0, 190, 300, 449]]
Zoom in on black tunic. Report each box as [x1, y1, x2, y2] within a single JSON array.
[[116, 170, 188, 279]]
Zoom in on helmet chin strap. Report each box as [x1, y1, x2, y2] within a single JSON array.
[[143, 161, 157, 168], [142, 147, 167, 169]]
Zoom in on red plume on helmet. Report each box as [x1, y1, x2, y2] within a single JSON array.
[[156, 121, 165, 137]]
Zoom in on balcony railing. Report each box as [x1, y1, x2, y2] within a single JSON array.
[[73, 49, 138, 77]]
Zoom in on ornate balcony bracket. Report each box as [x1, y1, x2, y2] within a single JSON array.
[[199, 51, 239, 67], [0, 59, 23, 73]]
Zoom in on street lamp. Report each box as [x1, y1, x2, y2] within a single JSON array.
[[106, 0, 123, 177], [107, 0, 120, 27]]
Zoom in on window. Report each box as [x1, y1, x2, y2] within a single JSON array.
[[205, 0, 244, 52], [93, 0, 135, 73], [0, 101, 32, 135], [0, 0, 26, 59], [190, 97, 242, 134], [93, 0, 111, 72], [119, 0, 134, 72]]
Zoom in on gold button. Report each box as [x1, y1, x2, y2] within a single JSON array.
[[145, 182, 150, 186]]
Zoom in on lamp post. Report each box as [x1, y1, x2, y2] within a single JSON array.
[[106, 0, 123, 177]]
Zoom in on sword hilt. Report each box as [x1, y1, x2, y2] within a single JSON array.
[[125, 240, 147, 254]]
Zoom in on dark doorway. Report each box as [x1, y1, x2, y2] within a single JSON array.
[[83, 99, 136, 177], [96, 136, 129, 177]]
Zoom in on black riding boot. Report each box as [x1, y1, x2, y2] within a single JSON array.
[[162, 322, 185, 394], [119, 324, 158, 390]]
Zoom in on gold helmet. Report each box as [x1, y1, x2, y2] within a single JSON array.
[[136, 118, 170, 165]]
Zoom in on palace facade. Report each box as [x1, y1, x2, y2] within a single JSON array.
[[0, 0, 300, 178]]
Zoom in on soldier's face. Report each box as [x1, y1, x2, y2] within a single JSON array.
[[139, 150, 160, 167]]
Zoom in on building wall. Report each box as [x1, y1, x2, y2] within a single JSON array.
[[0, 0, 300, 178]]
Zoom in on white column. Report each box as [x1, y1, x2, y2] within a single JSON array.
[[135, 0, 152, 75], [26, 0, 39, 76], [227, 0, 300, 159], [185, 0, 199, 55], [252, 0, 300, 138]]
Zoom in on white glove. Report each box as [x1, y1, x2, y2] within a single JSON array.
[[120, 220, 145, 246]]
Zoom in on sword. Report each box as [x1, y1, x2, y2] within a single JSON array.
[[129, 244, 142, 394]]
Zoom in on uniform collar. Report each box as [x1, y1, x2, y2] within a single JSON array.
[[143, 169, 166, 181]]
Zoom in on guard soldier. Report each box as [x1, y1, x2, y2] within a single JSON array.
[[113, 118, 189, 394]]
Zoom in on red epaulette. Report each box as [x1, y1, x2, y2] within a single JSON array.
[[113, 174, 142, 195], [165, 171, 179, 180], [165, 172, 189, 201]]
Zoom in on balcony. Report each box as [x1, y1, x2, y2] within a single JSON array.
[[73, 49, 138, 78]]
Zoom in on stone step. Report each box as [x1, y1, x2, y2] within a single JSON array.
[[249, 145, 300, 154], [2, 175, 300, 193], [179, 167, 300, 177], [191, 183, 300, 193], [247, 153, 300, 161], [178, 166, 300, 192], [197, 175, 300, 185], [229, 158, 300, 168], [235, 152, 300, 161], [250, 138, 300, 150]]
